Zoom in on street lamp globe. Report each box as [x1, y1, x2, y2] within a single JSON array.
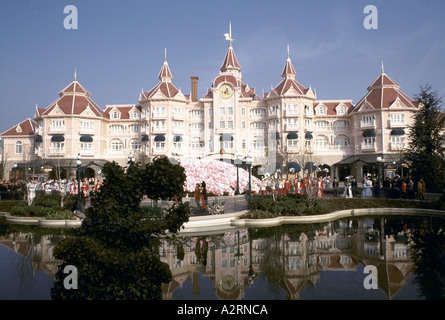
[[76, 153, 82, 166]]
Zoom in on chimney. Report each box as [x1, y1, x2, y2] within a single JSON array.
[[190, 76, 199, 102]]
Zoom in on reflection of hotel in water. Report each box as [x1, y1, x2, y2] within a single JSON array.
[[0, 232, 60, 280], [0, 218, 415, 300], [160, 218, 415, 300]]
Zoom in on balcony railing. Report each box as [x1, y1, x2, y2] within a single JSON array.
[[285, 109, 299, 116], [152, 113, 167, 119], [329, 144, 352, 150], [79, 148, 95, 155], [285, 124, 299, 131], [390, 142, 406, 151], [79, 127, 95, 134], [49, 126, 65, 133], [389, 119, 405, 127], [152, 127, 167, 133], [361, 143, 376, 151], [360, 120, 376, 129], [173, 113, 185, 120], [49, 148, 65, 155]]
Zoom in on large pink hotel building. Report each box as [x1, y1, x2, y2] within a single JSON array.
[[1, 30, 420, 182]]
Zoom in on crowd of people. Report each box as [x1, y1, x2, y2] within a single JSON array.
[[0, 177, 102, 203], [334, 174, 427, 200], [249, 172, 429, 201], [257, 173, 331, 199]]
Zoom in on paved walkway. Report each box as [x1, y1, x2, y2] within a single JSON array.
[[141, 195, 249, 215], [141, 191, 442, 217]]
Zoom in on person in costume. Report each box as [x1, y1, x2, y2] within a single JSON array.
[[342, 177, 353, 198], [316, 176, 324, 198]]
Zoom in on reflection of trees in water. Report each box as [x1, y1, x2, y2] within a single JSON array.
[[12, 233, 37, 296], [409, 217, 445, 300]]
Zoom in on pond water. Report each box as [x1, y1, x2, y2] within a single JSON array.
[[1, 214, 444, 300]]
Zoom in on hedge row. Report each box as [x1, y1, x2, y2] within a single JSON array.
[[246, 194, 327, 219]]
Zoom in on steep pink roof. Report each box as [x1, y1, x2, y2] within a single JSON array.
[[145, 81, 179, 99], [353, 71, 418, 112], [273, 78, 307, 95], [1, 118, 35, 136], [272, 51, 307, 96], [368, 73, 400, 89], [144, 58, 180, 99], [220, 46, 241, 72], [158, 60, 173, 81], [40, 80, 104, 117], [281, 57, 296, 78], [58, 80, 91, 97]]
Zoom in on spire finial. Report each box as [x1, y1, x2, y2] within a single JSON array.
[[224, 20, 234, 48], [164, 48, 167, 62], [381, 60, 384, 74], [74, 68, 77, 81], [287, 44, 290, 60]]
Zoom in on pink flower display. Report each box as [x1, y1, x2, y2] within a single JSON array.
[[179, 158, 261, 196]]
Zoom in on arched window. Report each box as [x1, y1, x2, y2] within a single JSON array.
[[130, 140, 142, 152], [334, 135, 350, 146], [110, 139, 123, 153], [15, 141, 23, 154], [314, 135, 328, 149]]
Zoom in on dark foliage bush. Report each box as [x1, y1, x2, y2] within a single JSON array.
[[247, 194, 327, 218]]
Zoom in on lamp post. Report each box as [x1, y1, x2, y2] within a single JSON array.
[[76, 153, 82, 212], [127, 152, 135, 165], [234, 231, 243, 265], [376, 156, 383, 181], [248, 236, 255, 286], [13, 163, 18, 183], [246, 152, 253, 199], [234, 154, 241, 195]]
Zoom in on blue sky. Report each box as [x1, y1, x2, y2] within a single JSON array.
[[1, 0, 444, 134]]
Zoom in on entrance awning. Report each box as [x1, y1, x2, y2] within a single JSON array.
[[79, 135, 93, 142], [220, 134, 233, 141], [363, 130, 376, 137], [51, 135, 65, 142], [154, 135, 166, 141], [390, 129, 405, 135]]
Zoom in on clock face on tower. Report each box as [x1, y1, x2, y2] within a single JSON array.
[[219, 83, 234, 99]]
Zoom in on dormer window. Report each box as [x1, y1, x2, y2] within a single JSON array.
[[316, 106, 326, 115], [130, 110, 139, 119], [112, 111, 120, 119], [336, 105, 346, 115]]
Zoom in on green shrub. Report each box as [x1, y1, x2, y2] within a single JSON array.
[[141, 205, 164, 218], [10, 204, 29, 216], [62, 194, 78, 211], [247, 194, 328, 217], [32, 193, 62, 208], [46, 210, 74, 220]]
